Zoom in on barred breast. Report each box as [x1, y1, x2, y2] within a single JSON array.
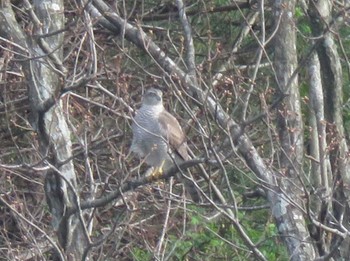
[[131, 104, 170, 167]]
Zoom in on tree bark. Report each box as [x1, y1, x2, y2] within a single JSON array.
[[0, 1, 88, 260], [273, 0, 316, 260], [309, 0, 350, 258]]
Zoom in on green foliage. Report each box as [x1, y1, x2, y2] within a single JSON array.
[[131, 247, 152, 261], [295, 7, 304, 18], [165, 206, 288, 260], [295, 6, 311, 36], [299, 23, 312, 35]]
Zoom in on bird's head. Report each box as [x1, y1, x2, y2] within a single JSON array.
[[142, 87, 163, 106]]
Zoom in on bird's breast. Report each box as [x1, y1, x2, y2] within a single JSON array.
[[132, 109, 168, 152]]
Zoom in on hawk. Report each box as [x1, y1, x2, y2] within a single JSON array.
[[130, 87, 200, 202]]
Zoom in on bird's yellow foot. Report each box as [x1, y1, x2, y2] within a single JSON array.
[[147, 161, 165, 181]]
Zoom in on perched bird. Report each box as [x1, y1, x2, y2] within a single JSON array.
[[130, 87, 200, 202]]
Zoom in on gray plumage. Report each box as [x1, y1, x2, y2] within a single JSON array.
[[131, 88, 200, 201]]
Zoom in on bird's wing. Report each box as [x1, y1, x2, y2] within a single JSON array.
[[158, 110, 189, 160]]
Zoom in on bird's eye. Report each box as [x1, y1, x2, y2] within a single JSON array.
[[150, 92, 160, 99]]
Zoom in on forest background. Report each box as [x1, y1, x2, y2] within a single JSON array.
[[0, 0, 350, 260]]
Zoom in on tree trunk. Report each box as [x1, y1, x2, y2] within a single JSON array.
[[309, 0, 350, 258], [0, 1, 88, 260], [273, 0, 316, 259]]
